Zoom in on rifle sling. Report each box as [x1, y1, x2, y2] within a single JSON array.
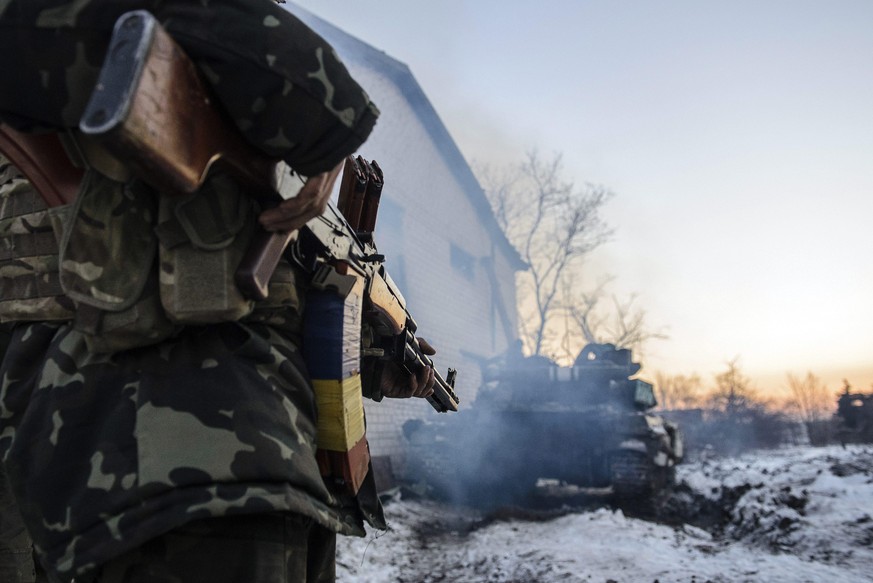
[[0, 125, 131, 207]]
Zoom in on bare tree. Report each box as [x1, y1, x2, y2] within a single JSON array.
[[476, 150, 612, 358], [786, 371, 832, 423], [655, 372, 703, 410], [786, 371, 835, 445], [707, 357, 758, 414], [566, 282, 667, 358], [698, 358, 798, 452]]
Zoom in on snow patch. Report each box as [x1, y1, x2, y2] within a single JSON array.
[[338, 445, 873, 582]]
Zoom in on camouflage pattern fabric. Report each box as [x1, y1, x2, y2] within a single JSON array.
[[58, 172, 157, 316], [0, 319, 382, 581], [0, 325, 34, 583], [0, 1, 386, 581], [0, 155, 75, 323], [0, 0, 379, 177], [76, 513, 336, 583], [0, 429, 40, 583]]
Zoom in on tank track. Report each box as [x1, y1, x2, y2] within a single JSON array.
[[611, 450, 655, 499]]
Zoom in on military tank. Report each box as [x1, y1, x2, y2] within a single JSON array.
[[403, 343, 683, 508]]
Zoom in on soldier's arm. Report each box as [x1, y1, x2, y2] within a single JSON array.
[[0, 0, 377, 176]]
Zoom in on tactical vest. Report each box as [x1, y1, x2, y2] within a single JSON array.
[[0, 154, 74, 322], [0, 151, 304, 353]]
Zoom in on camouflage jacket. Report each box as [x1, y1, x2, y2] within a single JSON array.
[[0, 0, 379, 177], [0, 1, 384, 581]]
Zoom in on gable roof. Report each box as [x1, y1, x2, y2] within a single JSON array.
[[286, 3, 525, 270]]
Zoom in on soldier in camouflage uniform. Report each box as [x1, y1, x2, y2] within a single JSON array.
[[0, 321, 45, 583], [0, 1, 435, 582]]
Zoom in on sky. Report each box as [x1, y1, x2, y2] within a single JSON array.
[[292, 0, 873, 396]]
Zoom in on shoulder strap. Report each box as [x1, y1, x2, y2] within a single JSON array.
[[0, 124, 83, 207]]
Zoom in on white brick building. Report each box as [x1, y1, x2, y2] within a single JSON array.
[[288, 4, 524, 482]]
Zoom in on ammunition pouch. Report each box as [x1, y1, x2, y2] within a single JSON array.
[[155, 173, 255, 323], [58, 169, 175, 353], [1, 143, 303, 352]]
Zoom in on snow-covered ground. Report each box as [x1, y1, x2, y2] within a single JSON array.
[[337, 444, 873, 582]]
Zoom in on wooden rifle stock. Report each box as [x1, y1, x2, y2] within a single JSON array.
[[80, 11, 277, 195], [80, 10, 300, 300]]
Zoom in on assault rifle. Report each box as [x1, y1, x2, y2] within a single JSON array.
[[78, 10, 459, 413]]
